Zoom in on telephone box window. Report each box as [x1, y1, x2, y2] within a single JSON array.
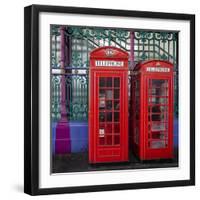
[[106, 100, 112, 110], [106, 77, 112, 87], [114, 89, 120, 99], [114, 101, 120, 110], [114, 77, 120, 87]]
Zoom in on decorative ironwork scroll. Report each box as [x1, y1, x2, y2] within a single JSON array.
[[51, 25, 178, 122]]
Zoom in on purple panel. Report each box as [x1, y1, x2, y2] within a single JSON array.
[[55, 121, 71, 154], [55, 139, 71, 154], [56, 122, 70, 139]]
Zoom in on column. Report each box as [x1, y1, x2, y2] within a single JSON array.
[[55, 26, 71, 154]]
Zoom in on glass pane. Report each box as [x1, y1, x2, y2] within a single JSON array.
[[106, 77, 112, 87], [106, 100, 112, 110], [114, 135, 120, 145], [150, 140, 166, 149], [106, 123, 112, 133], [152, 80, 168, 87], [151, 122, 166, 131], [114, 100, 120, 110], [114, 77, 120, 87], [99, 90, 106, 109], [151, 105, 168, 113], [149, 88, 167, 96], [114, 123, 120, 133], [152, 114, 161, 121], [106, 112, 112, 122], [114, 112, 119, 122], [160, 98, 168, 104], [149, 97, 168, 104], [99, 123, 105, 129], [106, 135, 112, 145], [114, 89, 119, 99], [99, 112, 105, 122], [99, 137, 105, 145], [99, 89, 105, 96], [106, 90, 113, 99], [160, 106, 168, 112], [151, 131, 166, 139], [99, 77, 106, 87]]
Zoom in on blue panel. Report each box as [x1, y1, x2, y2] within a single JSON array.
[[173, 118, 178, 148], [52, 122, 57, 154], [69, 122, 88, 153]]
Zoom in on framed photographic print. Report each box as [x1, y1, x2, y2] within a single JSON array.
[[24, 4, 195, 195]]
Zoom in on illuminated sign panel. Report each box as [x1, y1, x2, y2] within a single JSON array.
[[146, 67, 170, 72], [95, 60, 124, 67]]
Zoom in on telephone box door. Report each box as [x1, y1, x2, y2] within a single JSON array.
[[145, 76, 173, 159], [94, 73, 127, 162]]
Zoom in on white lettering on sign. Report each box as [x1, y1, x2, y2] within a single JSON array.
[[146, 67, 170, 72], [95, 60, 124, 67]]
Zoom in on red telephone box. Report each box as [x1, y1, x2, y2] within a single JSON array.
[[131, 60, 174, 160], [89, 46, 129, 163]]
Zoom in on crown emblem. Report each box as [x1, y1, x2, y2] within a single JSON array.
[[105, 49, 115, 57], [156, 62, 161, 66]]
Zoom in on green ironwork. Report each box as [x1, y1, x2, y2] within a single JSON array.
[[51, 25, 178, 122], [51, 75, 61, 120]]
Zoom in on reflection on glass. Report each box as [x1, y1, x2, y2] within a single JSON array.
[[114, 101, 119, 110], [114, 78, 120, 87], [106, 112, 112, 122], [99, 123, 105, 129], [114, 135, 120, 145], [149, 97, 168, 104], [152, 114, 161, 121], [149, 88, 167, 96], [160, 106, 168, 112], [114, 123, 120, 133], [106, 123, 112, 133], [99, 89, 105, 96], [99, 77, 106, 87], [99, 137, 105, 145], [106, 77, 112, 87], [151, 131, 166, 139], [151, 106, 163, 113], [106, 90, 113, 99], [106, 100, 112, 110], [114, 112, 119, 122], [114, 89, 119, 99], [99, 90, 105, 109], [99, 112, 105, 122], [150, 140, 165, 149], [152, 80, 168, 87], [151, 122, 166, 131], [148, 79, 168, 96], [106, 135, 112, 145]]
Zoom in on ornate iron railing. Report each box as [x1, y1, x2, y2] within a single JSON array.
[[51, 25, 178, 122]]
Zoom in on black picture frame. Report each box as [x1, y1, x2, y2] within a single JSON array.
[[24, 4, 195, 195]]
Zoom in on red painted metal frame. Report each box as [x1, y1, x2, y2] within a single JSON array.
[[132, 60, 174, 160], [89, 46, 129, 163]]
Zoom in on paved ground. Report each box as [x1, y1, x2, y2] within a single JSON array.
[[52, 148, 178, 173]]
